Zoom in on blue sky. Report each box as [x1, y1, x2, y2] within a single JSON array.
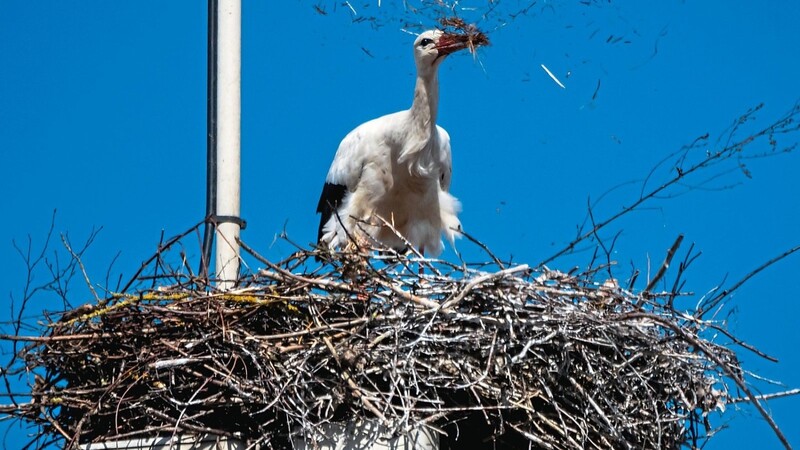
[[1, 1, 799, 448]]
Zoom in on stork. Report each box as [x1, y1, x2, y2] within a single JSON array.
[[316, 29, 471, 258]]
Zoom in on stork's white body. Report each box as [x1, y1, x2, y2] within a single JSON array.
[[316, 30, 466, 257], [321, 111, 460, 256]]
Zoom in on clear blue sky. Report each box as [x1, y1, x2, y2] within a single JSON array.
[[1, 1, 798, 448]]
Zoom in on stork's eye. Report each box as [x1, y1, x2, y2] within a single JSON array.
[[418, 38, 434, 47]]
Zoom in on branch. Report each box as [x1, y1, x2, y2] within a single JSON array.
[[538, 102, 800, 268]]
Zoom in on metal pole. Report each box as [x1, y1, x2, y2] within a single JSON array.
[[214, 0, 242, 289], [200, 0, 218, 280]]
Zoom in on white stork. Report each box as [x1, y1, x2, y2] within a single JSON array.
[[316, 29, 471, 258]]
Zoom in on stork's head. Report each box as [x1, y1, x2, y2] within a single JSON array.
[[413, 29, 470, 72]]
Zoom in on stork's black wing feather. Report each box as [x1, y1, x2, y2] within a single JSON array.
[[316, 183, 347, 244]]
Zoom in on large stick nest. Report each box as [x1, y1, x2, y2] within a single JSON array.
[[4, 240, 741, 450]]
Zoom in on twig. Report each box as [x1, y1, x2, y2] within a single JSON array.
[[440, 265, 529, 309], [644, 234, 684, 293], [728, 389, 800, 404], [704, 244, 800, 310], [458, 228, 506, 269]]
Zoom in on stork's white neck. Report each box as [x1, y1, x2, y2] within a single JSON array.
[[397, 65, 441, 175], [409, 71, 439, 129]]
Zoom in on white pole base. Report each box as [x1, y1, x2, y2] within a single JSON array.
[[293, 420, 439, 450]]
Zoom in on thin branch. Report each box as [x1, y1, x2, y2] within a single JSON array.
[[644, 234, 684, 293]]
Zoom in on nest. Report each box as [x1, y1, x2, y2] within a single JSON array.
[[2, 236, 747, 450]]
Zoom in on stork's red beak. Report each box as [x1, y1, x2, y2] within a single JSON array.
[[435, 33, 471, 57]]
